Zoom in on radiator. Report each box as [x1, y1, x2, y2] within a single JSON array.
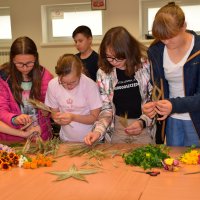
[[0, 50, 9, 65]]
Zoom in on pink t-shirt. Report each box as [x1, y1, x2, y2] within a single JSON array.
[[45, 74, 102, 142]]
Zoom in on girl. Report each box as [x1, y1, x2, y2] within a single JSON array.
[[0, 36, 53, 141], [143, 2, 200, 146], [45, 54, 102, 142], [84, 26, 155, 145]]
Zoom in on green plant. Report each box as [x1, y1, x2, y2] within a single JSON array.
[[123, 145, 170, 170]]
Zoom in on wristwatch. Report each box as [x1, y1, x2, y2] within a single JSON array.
[[139, 118, 146, 128]]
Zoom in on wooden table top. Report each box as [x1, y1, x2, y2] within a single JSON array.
[[1, 143, 200, 200]]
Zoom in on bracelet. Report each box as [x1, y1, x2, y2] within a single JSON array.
[[11, 116, 18, 126], [139, 118, 146, 129]]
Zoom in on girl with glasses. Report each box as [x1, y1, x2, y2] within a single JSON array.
[[84, 26, 155, 145], [0, 36, 53, 141], [45, 54, 102, 142]]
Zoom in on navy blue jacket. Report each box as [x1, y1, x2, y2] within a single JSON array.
[[148, 30, 200, 138]]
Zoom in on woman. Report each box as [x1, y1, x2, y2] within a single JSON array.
[[84, 26, 155, 145], [0, 36, 53, 141], [143, 2, 200, 146], [45, 54, 102, 142]]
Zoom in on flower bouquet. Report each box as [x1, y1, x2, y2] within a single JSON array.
[[123, 144, 170, 170], [0, 144, 19, 170], [162, 158, 180, 172]]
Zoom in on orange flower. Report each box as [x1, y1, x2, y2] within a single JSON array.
[[30, 162, 38, 169], [45, 160, 52, 167], [1, 158, 6, 162], [0, 159, 3, 169], [3, 156, 10, 162], [23, 162, 31, 169], [31, 157, 37, 162], [37, 154, 44, 160], [12, 158, 19, 166], [21, 154, 53, 169], [0, 150, 3, 156], [2, 151, 8, 157], [2, 162, 11, 170], [37, 159, 43, 166], [13, 155, 19, 160], [8, 152, 15, 159]]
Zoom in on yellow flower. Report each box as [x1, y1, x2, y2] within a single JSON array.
[[180, 150, 200, 165], [173, 166, 179, 172], [164, 158, 174, 166], [146, 153, 151, 158]]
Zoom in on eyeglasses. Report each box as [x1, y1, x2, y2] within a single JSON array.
[[13, 61, 35, 68], [106, 56, 125, 63], [58, 77, 80, 87]]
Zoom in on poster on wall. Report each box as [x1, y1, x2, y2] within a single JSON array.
[[91, 0, 106, 10]]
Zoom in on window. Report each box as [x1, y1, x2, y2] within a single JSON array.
[[41, 3, 104, 45], [141, 0, 200, 39], [0, 7, 12, 45]]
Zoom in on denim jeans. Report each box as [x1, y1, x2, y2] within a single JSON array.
[[166, 117, 200, 147]]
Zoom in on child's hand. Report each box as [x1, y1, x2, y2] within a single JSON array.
[[21, 125, 41, 138], [125, 120, 143, 135], [52, 112, 73, 125], [14, 114, 32, 125], [84, 131, 101, 145], [142, 102, 157, 118], [155, 100, 172, 120]]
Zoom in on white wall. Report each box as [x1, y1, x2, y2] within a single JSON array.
[[0, 0, 140, 74]]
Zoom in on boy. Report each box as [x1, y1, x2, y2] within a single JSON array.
[[72, 25, 98, 81]]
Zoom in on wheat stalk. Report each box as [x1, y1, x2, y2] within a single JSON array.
[[119, 113, 128, 128], [28, 99, 54, 113]]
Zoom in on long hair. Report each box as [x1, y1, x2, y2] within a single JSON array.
[[9, 36, 43, 105], [152, 2, 185, 41], [99, 26, 147, 76]]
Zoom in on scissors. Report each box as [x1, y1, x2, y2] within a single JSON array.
[[133, 170, 160, 176]]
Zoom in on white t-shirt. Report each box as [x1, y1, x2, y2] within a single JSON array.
[[163, 36, 194, 120], [45, 74, 102, 142]]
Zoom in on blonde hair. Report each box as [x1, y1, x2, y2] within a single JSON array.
[[152, 2, 185, 40], [55, 54, 83, 77]]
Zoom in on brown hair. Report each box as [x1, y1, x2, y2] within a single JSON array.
[[152, 2, 185, 40], [55, 54, 83, 78], [99, 26, 147, 76], [9, 36, 43, 105], [72, 25, 92, 38]]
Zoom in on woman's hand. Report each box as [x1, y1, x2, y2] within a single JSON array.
[[84, 131, 101, 145], [155, 100, 172, 120], [125, 120, 143, 135], [142, 102, 157, 118], [13, 114, 32, 125]]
